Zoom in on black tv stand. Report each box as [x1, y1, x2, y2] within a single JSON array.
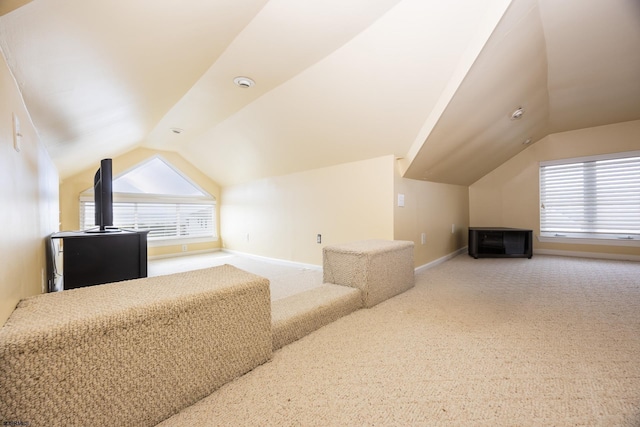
[[468, 227, 532, 259], [48, 229, 148, 291]]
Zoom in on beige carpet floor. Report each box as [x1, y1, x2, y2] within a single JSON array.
[[148, 251, 323, 301], [158, 255, 640, 426]]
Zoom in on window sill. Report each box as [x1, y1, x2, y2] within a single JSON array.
[[537, 234, 640, 247]]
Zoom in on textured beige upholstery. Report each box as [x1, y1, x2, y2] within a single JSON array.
[[0, 265, 272, 427], [323, 239, 415, 308], [1, 243, 415, 425], [272, 284, 361, 351]]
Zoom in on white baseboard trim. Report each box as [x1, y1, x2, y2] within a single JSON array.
[[415, 246, 468, 274], [221, 249, 323, 271], [153, 246, 475, 273], [148, 248, 221, 261], [535, 249, 640, 262]]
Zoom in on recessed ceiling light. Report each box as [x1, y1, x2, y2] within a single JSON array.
[[510, 107, 525, 120], [233, 76, 255, 88], [170, 128, 184, 134]]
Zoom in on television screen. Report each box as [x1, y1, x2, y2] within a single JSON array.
[[94, 158, 113, 231]]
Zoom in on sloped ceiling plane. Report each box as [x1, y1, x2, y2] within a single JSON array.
[[1, 0, 639, 186]]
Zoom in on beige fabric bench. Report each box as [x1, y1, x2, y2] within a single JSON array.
[[323, 239, 415, 308], [1, 242, 415, 425], [0, 264, 272, 427]]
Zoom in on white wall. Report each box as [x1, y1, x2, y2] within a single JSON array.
[[1, 48, 59, 325], [221, 154, 471, 268], [221, 155, 395, 265]]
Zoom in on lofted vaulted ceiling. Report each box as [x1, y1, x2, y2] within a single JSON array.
[[1, 0, 639, 186]]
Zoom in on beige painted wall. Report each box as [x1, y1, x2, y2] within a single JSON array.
[[1, 50, 59, 325], [221, 155, 395, 266], [59, 147, 221, 257], [394, 163, 469, 267], [469, 120, 640, 258]]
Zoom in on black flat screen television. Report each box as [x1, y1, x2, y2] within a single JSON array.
[[93, 158, 114, 232]]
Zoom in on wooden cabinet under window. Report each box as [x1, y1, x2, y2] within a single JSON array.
[[468, 227, 532, 259]]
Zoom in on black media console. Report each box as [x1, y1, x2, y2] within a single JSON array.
[[48, 229, 149, 291], [468, 227, 532, 259]]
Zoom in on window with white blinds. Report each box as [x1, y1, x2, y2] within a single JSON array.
[[79, 156, 217, 244], [540, 151, 640, 241], [80, 200, 216, 241]]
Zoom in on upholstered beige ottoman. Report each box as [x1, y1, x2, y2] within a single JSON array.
[[323, 239, 414, 308]]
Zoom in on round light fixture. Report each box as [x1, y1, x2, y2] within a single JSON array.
[[233, 76, 255, 88], [510, 107, 525, 120]]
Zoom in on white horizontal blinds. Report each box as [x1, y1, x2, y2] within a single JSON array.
[[80, 201, 215, 240], [133, 203, 178, 238], [540, 153, 640, 236], [80, 203, 95, 230]]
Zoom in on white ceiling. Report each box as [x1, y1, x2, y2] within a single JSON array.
[[1, 0, 639, 186]]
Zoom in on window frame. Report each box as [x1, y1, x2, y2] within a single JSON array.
[[538, 150, 640, 247], [79, 156, 218, 246]]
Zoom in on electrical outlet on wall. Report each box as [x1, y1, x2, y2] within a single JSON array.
[[317, 234, 322, 244], [421, 232, 426, 245]]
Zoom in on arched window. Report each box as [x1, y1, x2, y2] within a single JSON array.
[[80, 156, 217, 244]]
